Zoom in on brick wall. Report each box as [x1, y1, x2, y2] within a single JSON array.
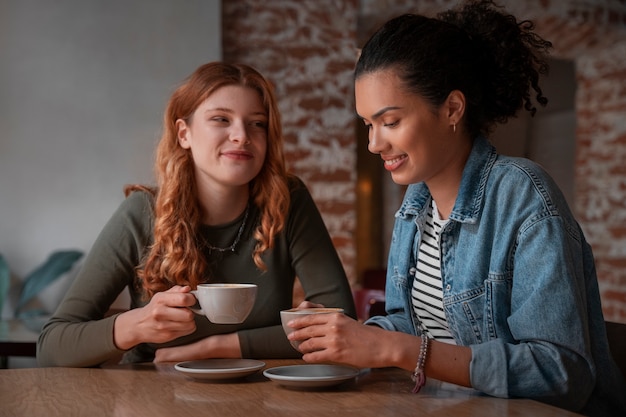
[[576, 42, 626, 323], [223, 0, 359, 290], [223, 0, 626, 323]]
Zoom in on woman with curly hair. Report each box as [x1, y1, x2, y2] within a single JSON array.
[[286, 1, 626, 415], [37, 62, 355, 367]]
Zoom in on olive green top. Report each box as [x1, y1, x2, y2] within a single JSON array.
[[37, 177, 355, 367]]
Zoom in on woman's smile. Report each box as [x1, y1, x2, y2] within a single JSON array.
[[382, 154, 408, 171]]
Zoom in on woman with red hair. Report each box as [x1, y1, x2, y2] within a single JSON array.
[[38, 62, 355, 367]]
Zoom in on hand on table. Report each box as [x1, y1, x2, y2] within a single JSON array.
[[154, 333, 241, 363]]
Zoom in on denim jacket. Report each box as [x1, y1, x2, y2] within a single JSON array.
[[367, 137, 626, 416]]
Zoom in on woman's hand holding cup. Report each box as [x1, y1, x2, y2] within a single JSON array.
[[113, 285, 197, 350], [280, 305, 344, 350]]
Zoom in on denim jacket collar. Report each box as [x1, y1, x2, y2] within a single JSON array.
[[396, 136, 496, 224]]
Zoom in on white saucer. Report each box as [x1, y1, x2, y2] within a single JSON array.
[[263, 364, 359, 388], [175, 359, 265, 380]]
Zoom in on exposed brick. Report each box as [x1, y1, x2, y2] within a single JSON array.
[[604, 290, 626, 303]]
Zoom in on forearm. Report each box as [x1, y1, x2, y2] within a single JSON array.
[[388, 331, 472, 388], [239, 325, 301, 358], [153, 332, 242, 363], [206, 333, 241, 358], [37, 316, 123, 367]]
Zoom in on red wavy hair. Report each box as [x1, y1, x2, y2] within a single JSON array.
[[125, 62, 290, 297]]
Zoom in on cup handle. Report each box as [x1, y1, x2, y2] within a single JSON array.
[[189, 290, 203, 315]]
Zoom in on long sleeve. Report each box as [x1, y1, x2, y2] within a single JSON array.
[[37, 192, 153, 367], [38, 178, 356, 366]]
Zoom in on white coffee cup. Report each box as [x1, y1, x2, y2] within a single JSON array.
[[280, 307, 344, 349], [190, 283, 257, 324]]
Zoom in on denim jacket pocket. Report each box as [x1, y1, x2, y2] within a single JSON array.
[[447, 273, 513, 345]]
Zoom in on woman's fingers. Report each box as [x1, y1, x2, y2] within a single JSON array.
[[287, 313, 346, 348], [114, 286, 199, 349], [155, 285, 197, 308], [295, 300, 325, 309], [135, 287, 198, 340]]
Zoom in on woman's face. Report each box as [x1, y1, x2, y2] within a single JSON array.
[[177, 84, 268, 195], [355, 69, 456, 186]]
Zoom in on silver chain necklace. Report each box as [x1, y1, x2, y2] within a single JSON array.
[[203, 204, 250, 254]]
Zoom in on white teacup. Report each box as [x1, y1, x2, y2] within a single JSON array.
[[280, 307, 344, 349], [190, 283, 257, 324]]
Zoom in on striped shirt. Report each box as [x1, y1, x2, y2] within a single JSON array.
[[411, 199, 456, 344]]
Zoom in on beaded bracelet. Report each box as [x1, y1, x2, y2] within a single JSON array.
[[411, 334, 429, 393]]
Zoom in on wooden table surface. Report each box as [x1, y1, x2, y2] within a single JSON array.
[[0, 359, 582, 417]]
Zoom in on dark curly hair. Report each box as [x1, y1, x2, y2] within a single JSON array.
[[355, 0, 552, 138]]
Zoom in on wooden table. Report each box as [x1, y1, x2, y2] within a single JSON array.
[[0, 360, 582, 416]]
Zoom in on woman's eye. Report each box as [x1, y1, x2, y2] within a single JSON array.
[[383, 121, 399, 127], [211, 117, 229, 123], [251, 120, 267, 129]]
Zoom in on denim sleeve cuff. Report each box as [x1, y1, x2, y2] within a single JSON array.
[[364, 315, 397, 331], [469, 340, 510, 398]]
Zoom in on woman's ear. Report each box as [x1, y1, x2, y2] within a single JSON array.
[[446, 90, 466, 126], [176, 119, 191, 149]]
